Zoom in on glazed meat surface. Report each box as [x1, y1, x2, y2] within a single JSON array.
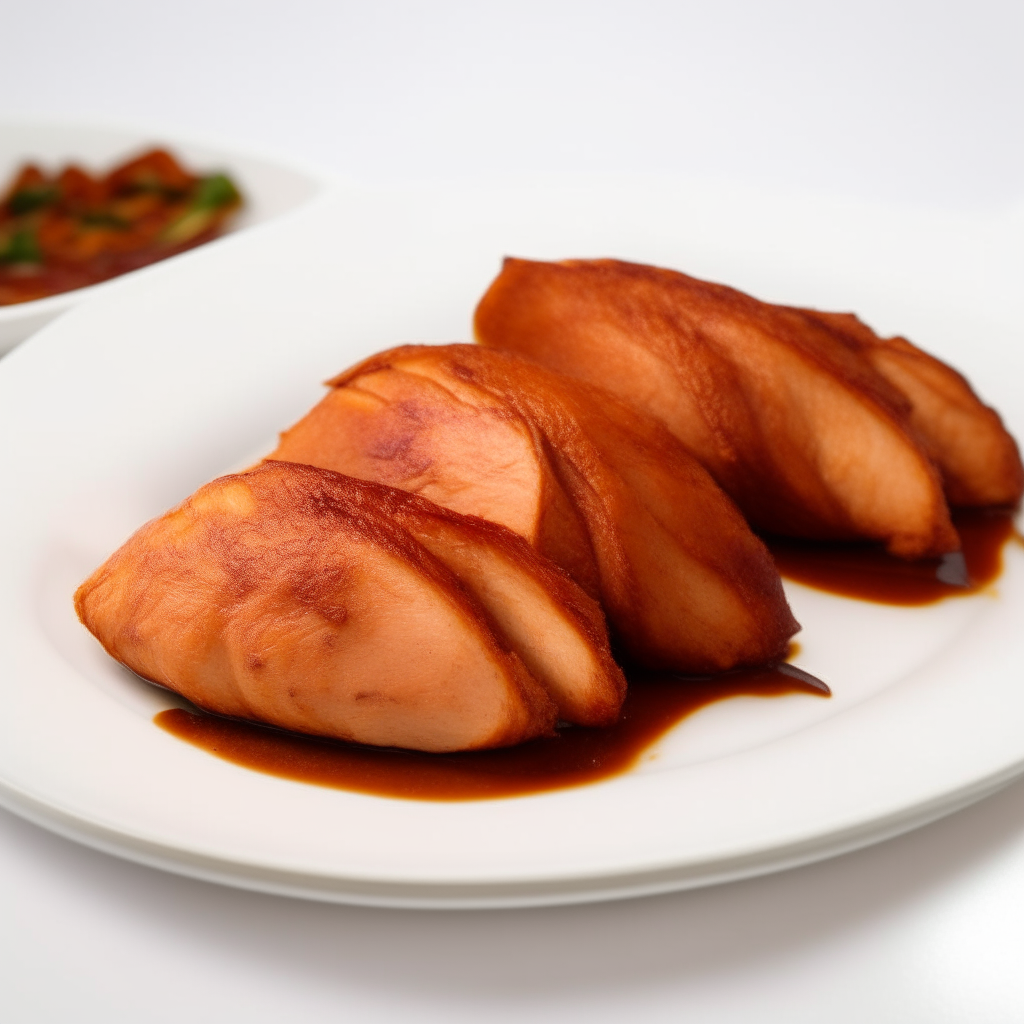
[[794, 309, 1024, 508], [75, 463, 630, 752], [270, 344, 799, 672], [474, 258, 1022, 558]]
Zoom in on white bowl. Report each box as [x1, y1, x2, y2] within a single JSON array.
[[0, 119, 329, 355]]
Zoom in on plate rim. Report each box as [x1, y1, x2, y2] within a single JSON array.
[[0, 761, 1017, 909]]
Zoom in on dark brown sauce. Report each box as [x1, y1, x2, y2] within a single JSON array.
[[766, 507, 1018, 605], [155, 660, 828, 802]]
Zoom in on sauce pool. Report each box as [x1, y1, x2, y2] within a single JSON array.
[[155, 661, 828, 802], [766, 507, 1017, 604]]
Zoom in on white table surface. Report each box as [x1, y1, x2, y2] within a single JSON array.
[[2, 2, 1022, 1020]]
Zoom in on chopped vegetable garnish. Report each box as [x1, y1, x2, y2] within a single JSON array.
[[7, 185, 59, 216], [0, 229, 41, 265], [193, 174, 240, 210], [0, 148, 243, 305]]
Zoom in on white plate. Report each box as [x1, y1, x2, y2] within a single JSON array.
[[0, 179, 1022, 909], [0, 118, 329, 355]]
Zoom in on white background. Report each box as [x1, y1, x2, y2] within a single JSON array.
[[2, 2, 1023, 1020]]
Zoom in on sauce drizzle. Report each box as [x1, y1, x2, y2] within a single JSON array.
[[766, 507, 1017, 605], [155, 661, 828, 801]]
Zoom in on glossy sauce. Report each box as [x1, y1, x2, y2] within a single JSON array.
[[155, 660, 828, 801], [766, 507, 1018, 605]]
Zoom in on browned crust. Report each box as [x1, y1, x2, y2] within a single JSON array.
[[474, 257, 965, 558], [327, 343, 800, 671], [269, 460, 628, 724], [75, 462, 560, 751], [794, 308, 1024, 508]]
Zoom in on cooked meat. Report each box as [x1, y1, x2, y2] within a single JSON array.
[[473, 258, 1019, 558], [794, 309, 1023, 507], [270, 344, 799, 671], [74, 462, 635, 752]]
